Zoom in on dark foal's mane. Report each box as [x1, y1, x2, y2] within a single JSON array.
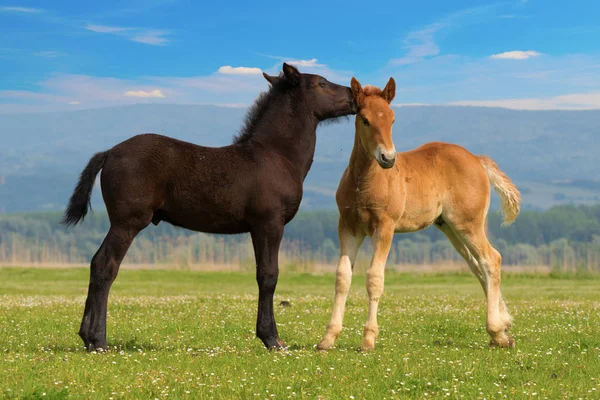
[[233, 73, 296, 144], [233, 72, 349, 144]]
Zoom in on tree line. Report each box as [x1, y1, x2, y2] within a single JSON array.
[[1, 204, 600, 272]]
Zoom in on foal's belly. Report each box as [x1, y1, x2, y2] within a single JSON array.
[[394, 201, 442, 233], [155, 209, 251, 234], [154, 198, 251, 234]]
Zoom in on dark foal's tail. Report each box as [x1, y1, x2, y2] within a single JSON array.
[[61, 151, 108, 226]]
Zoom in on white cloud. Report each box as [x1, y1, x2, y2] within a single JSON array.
[[34, 51, 62, 58], [217, 103, 248, 108], [450, 92, 600, 110], [86, 24, 169, 46], [390, 5, 501, 66], [490, 50, 541, 60], [391, 24, 442, 65], [286, 58, 325, 68], [260, 56, 352, 83], [130, 30, 168, 46], [68, 101, 80, 105], [0, 6, 42, 13], [260, 54, 326, 68], [86, 24, 132, 34], [392, 103, 430, 107], [217, 66, 262, 75], [124, 89, 166, 98]]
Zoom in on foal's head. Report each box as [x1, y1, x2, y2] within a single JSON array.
[[351, 77, 396, 168], [263, 63, 358, 120]]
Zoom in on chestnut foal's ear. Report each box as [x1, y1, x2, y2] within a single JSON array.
[[381, 77, 396, 104], [282, 62, 301, 85], [262, 72, 279, 86], [350, 77, 363, 99]]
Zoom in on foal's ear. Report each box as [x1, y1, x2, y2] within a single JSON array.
[[381, 77, 396, 104], [350, 77, 363, 99], [262, 72, 279, 86], [282, 62, 301, 86]]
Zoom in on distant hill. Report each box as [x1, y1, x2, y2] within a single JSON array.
[[1, 104, 599, 213]]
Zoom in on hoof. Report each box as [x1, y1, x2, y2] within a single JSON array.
[[82, 337, 108, 353], [275, 337, 288, 350], [489, 334, 515, 349], [360, 339, 375, 352], [80, 329, 109, 353], [316, 337, 335, 351], [79, 332, 90, 350], [317, 334, 337, 350], [87, 342, 108, 353], [262, 336, 287, 351]]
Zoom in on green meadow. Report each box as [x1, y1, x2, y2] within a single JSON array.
[[1, 267, 599, 399]]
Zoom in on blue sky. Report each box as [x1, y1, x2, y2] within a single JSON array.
[[1, 0, 600, 113]]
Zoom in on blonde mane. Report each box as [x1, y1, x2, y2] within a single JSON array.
[[362, 85, 383, 97]]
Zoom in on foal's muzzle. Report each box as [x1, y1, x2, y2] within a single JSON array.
[[376, 147, 396, 169]]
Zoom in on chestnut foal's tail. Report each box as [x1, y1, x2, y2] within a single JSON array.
[[61, 151, 109, 226], [478, 155, 521, 226]]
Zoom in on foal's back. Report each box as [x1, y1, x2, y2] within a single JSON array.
[[102, 133, 301, 233], [400, 141, 489, 192]]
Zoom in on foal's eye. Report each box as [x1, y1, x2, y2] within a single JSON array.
[[362, 118, 370, 127], [319, 81, 327, 88]]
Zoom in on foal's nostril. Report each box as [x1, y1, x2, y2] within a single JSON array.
[[381, 153, 395, 164], [378, 152, 396, 169]]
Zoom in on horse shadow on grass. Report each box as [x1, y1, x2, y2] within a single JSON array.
[[430, 337, 480, 349], [45, 338, 161, 353], [284, 342, 371, 353], [287, 336, 486, 353]]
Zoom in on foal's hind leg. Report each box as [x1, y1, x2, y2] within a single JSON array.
[[317, 220, 365, 350], [437, 223, 513, 334], [448, 224, 514, 348], [361, 218, 395, 351], [79, 223, 145, 351]]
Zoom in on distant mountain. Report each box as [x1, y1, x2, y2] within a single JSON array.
[[1, 104, 599, 213]]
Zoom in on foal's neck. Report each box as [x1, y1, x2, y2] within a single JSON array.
[[348, 130, 382, 185], [253, 97, 319, 180]]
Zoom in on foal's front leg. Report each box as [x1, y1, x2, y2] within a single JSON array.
[[317, 222, 365, 350], [251, 220, 286, 350], [362, 220, 394, 351]]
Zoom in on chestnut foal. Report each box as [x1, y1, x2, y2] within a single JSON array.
[[317, 77, 520, 351]]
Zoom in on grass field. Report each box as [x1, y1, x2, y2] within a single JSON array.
[[1, 267, 599, 399]]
